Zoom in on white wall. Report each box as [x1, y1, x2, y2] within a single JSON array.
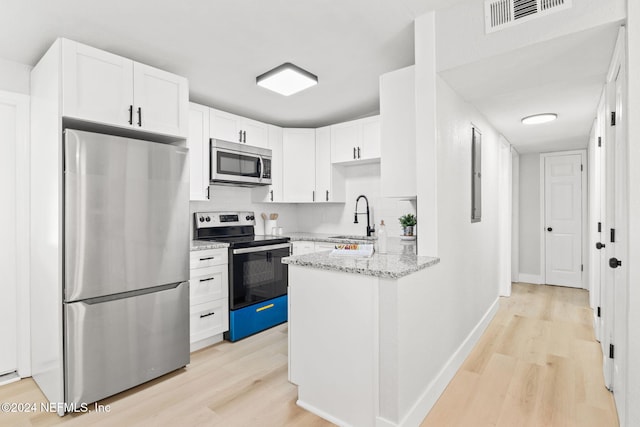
[[0, 58, 31, 95], [511, 149, 520, 283], [518, 153, 541, 280], [189, 186, 299, 238], [296, 163, 416, 237], [625, 1, 640, 425], [395, 73, 503, 421], [435, 0, 626, 72]]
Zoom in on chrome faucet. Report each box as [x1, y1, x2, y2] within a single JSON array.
[[354, 195, 375, 237]]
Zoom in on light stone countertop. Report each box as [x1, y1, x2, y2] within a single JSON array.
[[190, 240, 230, 251], [283, 235, 439, 279], [284, 232, 377, 244]]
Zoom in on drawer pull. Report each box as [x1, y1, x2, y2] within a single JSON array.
[[199, 257, 215, 261], [200, 312, 215, 318], [256, 303, 274, 312], [199, 277, 215, 282]]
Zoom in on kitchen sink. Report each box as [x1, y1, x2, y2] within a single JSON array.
[[330, 235, 377, 241]]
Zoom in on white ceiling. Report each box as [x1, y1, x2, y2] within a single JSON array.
[[0, 0, 466, 128], [439, 24, 620, 154]]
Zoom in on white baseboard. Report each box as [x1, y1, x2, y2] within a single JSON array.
[[297, 398, 354, 427], [398, 298, 500, 427], [517, 273, 543, 284], [0, 372, 20, 387]]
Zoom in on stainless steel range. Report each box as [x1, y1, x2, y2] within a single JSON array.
[[193, 211, 291, 341]]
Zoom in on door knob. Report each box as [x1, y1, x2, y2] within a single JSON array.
[[609, 257, 622, 269], [547, 227, 553, 232], [596, 242, 606, 250]]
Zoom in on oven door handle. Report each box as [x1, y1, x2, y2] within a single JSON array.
[[232, 243, 292, 255]]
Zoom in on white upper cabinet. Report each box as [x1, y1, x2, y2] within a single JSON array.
[[253, 124, 284, 203], [330, 116, 381, 164], [315, 126, 344, 202], [188, 103, 210, 201], [282, 128, 316, 202], [62, 39, 188, 138], [62, 40, 134, 127], [380, 66, 416, 199], [209, 108, 268, 148], [133, 63, 189, 137]]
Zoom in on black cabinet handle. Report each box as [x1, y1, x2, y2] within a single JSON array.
[[326, 190, 329, 201], [200, 312, 215, 318], [270, 190, 273, 201], [547, 227, 553, 232], [312, 190, 315, 202], [128, 105, 133, 125], [609, 257, 622, 269], [199, 257, 215, 261], [357, 147, 361, 159], [243, 130, 247, 143], [239, 130, 243, 142], [137, 107, 142, 127], [596, 242, 606, 250], [199, 277, 214, 282], [353, 147, 356, 159]]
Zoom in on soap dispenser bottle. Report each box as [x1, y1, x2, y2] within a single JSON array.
[[378, 220, 387, 254]]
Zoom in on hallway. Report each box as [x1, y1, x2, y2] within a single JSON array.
[[422, 283, 618, 426]]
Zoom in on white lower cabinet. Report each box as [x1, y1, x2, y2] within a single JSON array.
[[314, 242, 336, 252], [189, 248, 229, 352], [292, 241, 315, 255]]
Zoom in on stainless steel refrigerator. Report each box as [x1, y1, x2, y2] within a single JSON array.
[[62, 129, 190, 407]]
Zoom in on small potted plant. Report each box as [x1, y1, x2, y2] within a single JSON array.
[[399, 213, 417, 237]]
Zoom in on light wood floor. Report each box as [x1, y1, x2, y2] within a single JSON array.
[[0, 283, 618, 426], [422, 283, 618, 427]]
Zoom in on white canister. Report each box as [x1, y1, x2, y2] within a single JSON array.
[[265, 220, 277, 235]]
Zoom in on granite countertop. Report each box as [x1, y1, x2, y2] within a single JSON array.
[[283, 236, 439, 279], [190, 240, 230, 251], [285, 232, 377, 244]]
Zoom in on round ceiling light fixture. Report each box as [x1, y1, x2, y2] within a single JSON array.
[[521, 113, 558, 125]]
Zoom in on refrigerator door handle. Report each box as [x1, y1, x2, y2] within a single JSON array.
[[79, 282, 187, 305]]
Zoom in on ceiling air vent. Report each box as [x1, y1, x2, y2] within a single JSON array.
[[485, 0, 572, 33]]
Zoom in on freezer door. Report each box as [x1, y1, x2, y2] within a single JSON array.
[[65, 129, 189, 301], [64, 282, 189, 406]]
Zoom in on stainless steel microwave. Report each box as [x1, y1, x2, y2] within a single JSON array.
[[210, 139, 272, 186]]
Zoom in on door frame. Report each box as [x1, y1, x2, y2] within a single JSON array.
[[0, 90, 31, 379], [539, 149, 588, 288]]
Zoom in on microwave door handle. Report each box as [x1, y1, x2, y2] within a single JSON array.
[[258, 156, 264, 182]]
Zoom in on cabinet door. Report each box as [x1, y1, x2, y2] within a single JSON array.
[[188, 103, 210, 201], [282, 128, 316, 202], [331, 121, 359, 163], [62, 39, 134, 127], [242, 118, 269, 148], [315, 126, 331, 202], [361, 116, 381, 160], [133, 62, 188, 137], [210, 108, 242, 143]]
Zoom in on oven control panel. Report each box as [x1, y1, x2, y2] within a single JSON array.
[[194, 211, 256, 228]]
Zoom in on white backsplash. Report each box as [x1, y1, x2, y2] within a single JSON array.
[[189, 185, 300, 239], [190, 165, 416, 239], [297, 163, 417, 237]]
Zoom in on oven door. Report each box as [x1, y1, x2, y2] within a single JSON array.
[[229, 243, 291, 310]]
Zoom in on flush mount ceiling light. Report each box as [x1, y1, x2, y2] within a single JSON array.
[[521, 113, 558, 125], [256, 62, 318, 96]]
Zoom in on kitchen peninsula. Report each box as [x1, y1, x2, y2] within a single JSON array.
[[284, 239, 443, 427]]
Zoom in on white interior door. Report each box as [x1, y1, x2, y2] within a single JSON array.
[[609, 52, 628, 420], [544, 153, 583, 287]]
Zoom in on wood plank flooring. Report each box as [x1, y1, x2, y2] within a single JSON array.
[[0, 283, 618, 426], [421, 283, 618, 427]]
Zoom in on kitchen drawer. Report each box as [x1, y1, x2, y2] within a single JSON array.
[[190, 299, 229, 343], [189, 265, 228, 305], [190, 248, 228, 269]]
